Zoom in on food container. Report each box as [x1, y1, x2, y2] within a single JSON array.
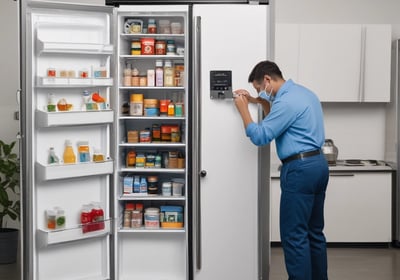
[[140, 38, 155, 55], [130, 93, 144, 116], [147, 176, 159, 195], [158, 19, 171, 34], [172, 180, 184, 196], [131, 210, 142, 228], [144, 207, 160, 229], [160, 205, 183, 228], [171, 22, 182, 34], [162, 182, 172, 196], [155, 40, 166, 55]]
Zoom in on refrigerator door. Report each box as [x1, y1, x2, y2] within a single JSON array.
[[192, 4, 270, 280], [21, 1, 114, 280], [106, 0, 269, 5]]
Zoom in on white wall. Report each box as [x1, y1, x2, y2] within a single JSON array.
[[270, 0, 400, 164]]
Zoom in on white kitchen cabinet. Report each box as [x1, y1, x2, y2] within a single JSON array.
[[270, 171, 392, 243], [275, 24, 391, 102]]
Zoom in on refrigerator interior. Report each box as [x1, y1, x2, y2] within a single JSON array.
[[24, 3, 114, 280], [113, 5, 189, 280]]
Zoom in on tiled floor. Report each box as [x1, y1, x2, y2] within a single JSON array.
[[2, 246, 400, 279], [270, 245, 400, 280]]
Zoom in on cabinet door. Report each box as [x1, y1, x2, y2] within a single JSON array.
[[324, 172, 392, 243], [363, 25, 392, 102], [275, 24, 300, 81], [297, 24, 363, 102], [270, 178, 281, 242]]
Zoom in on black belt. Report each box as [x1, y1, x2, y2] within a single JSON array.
[[281, 149, 321, 164]]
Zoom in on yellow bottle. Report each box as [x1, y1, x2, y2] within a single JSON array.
[[63, 140, 76, 164]]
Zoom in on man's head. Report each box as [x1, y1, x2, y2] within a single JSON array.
[[248, 60, 284, 94]]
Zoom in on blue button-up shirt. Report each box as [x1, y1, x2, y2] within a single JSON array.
[[245, 79, 325, 160]]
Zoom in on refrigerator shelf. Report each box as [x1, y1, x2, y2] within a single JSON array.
[[119, 115, 185, 120], [119, 86, 184, 90], [120, 33, 185, 39], [36, 160, 114, 181], [118, 227, 185, 234], [36, 109, 114, 127], [120, 54, 184, 60], [119, 194, 185, 201], [120, 167, 185, 174], [119, 142, 185, 148], [37, 77, 114, 87], [37, 219, 112, 248], [36, 40, 113, 55]]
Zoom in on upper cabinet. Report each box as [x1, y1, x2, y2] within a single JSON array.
[[275, 24, 392, 102]]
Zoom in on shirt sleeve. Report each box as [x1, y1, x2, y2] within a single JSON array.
[[245, 100, 297, 147]]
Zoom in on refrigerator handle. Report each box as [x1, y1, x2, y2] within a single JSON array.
[[193, 15, 202, 271]]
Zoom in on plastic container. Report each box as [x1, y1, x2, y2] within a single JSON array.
[[155, 60, 164, 87], [78, 141, 90, 163], [147, 176, 159, 195], [47, 93, 56, 112], [171, 22, 182, 34], [166, 40, 176, 55], [172, 179, 185, 196], [162, 182, 172, 196], [160, 205, 183, 228], [158, 19, 171, 34], [63, 140, 76, 164], [131, 210, 142, 228], [91, 203, 105, 231], [140, 177, 148, 193], [123, 63, 132, 86], [54, 207, 66, 229], [131, 40, 141, 55], [144, 207, 160, 229], [46, 209, 56, 230], [147, 69, 155, 87], [130, 93, 144, 116], [81, 205, 92, 233]]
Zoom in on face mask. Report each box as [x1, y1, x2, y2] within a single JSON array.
[[258, 84, 274, 102]]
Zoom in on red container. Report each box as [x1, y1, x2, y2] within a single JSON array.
[[141, 38, 155, 55]]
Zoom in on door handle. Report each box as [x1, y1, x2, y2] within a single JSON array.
[[200, 170, 207, 177]]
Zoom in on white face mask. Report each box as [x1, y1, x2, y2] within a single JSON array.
[[258, 84, 274, 102]]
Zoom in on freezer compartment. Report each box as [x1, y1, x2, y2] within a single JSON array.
[[36, 219, 112, 247]]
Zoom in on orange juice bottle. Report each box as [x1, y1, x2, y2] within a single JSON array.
[[63, 140, 76, 164]]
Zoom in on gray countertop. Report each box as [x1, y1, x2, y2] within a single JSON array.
[[270, 161, 394, 178]]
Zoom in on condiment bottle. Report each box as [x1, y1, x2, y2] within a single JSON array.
[[140, 177, 148, 194], [78, 141, 90, 163], [155, 60, 164, 87], [63, 140, 76, 164], [163, 60, 174, 87], [123, 63, 132, 86], [148, 18, 157, 34], [48, 147, 60, 164], [47, 93, 56, 112]]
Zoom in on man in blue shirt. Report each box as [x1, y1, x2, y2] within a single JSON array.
[[234, 61, 329, 280]]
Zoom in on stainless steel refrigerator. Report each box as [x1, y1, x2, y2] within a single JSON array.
[[20, 0, 272, 279]]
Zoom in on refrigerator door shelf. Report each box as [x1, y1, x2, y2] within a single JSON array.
[[120, 167, 185, 174], [36, 109, 114, 127], [120, 33, 185, 39], [36, 160, 114, 181], [119, 86, 184, 90], [36, 219, 112, 248], [36, 40, 113, 55], [36, 110, 114, 127], [37, 77, 114, 87]]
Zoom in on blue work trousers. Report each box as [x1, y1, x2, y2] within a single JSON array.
[[280, 153, 329, 280]]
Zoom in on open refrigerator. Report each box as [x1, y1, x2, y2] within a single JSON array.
[[19, 1, 271, 279]]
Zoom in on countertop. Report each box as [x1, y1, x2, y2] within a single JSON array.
[[270, 160, 394, 178]]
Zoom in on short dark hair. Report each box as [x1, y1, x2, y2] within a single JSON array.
[[248, 60, 283, 83]]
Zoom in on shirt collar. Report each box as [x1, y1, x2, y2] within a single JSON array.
[[275, 79, 294, 100]]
